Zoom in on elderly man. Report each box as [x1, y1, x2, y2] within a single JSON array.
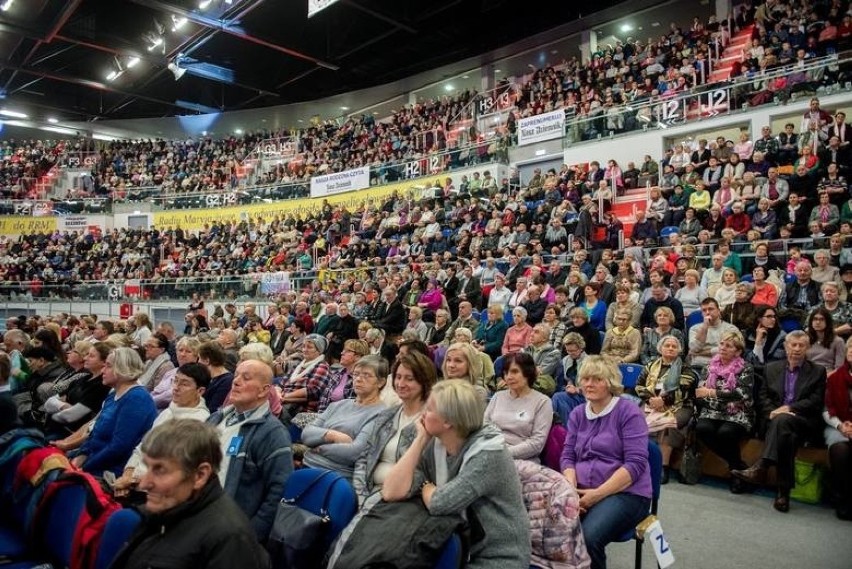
[[759, 167, 790, 210], [293, 301, 314, 334], [215, 329, 240, 372], [700, 253, 727, 298], [688, 298, 739, 368], [109, 421, 270, 569], [156, 321, 179, 367], [732, 332, 826, 513], [640, 283, 685, 331], [521, 285, 548, 325], [522, 323, 561, 389], [207, 359, 293, 540], [370, 286, 406, 336], [487, 274, 512, 311], [453, 264, 482, 314], [314, 302, 340, 337], [779, 260, 822, 316], [441, 301, 480, 346]]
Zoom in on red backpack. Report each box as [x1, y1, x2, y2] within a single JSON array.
[[33, 470, 122, 569]]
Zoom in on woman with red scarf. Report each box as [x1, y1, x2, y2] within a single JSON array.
[[825, 339, 852, 520]]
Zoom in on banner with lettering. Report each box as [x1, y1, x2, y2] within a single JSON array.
[[517, 109, 566, 146], [310, 166, 371, 198], [0, 216, 58, 235]]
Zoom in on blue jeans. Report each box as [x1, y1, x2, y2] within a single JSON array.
[[582, 492, 651, 569], [552, 391, 585, 425]]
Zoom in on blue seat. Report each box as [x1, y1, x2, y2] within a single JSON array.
[[281, 468, 358, 547], [619, 364, 642, 390], [780, 316, 803, 333], [740, 274, 754, 283], [93, 509, 142, 569], [504, 311, 514, 325], [614, 440, 663, 569], [685, 309, 704, 335], [433, 533, 463, 569], [288, 423, 303, 444], [40, 483, 88, 567], [442, 228, 453, 239], [493, 355, 505, 380]]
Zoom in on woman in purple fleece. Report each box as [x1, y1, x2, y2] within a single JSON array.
[[560, 355, 652, 569]]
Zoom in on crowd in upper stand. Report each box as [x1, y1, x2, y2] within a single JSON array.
[[0, 139, 64, 199]]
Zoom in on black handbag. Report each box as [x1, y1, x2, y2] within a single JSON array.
[[267, 470, 335, 569], [679, 418, 702, 485]]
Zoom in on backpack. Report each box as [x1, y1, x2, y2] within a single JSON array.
[[33, 470, 122, 569]]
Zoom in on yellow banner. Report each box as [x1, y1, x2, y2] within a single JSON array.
[[153, 178, 441, 230], [0, 216, 58, 235]]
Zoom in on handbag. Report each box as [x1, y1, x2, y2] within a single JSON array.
[[789, 459, 824, 504], [644, 407, 678, 434], [266, 470, 335, 569], [678, 419, 702, 485]]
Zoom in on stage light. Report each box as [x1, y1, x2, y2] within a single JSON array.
[[127, 56, 141, 68], [171, 15, 188, 31], [0, 109, 28, 118], [168, 61, 187, 80], [198, 0, 213, 9], [47, 117, 59, 124], [0, 0, 14, 12]]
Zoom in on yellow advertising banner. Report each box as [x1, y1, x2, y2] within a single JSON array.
[[152, 178, 441, 231], [0, 216, 58, 235]]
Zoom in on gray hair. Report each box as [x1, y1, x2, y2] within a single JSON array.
[[512, 306, 528, 320], [141, 420, 222, 475], [110, 347, 146, 382]]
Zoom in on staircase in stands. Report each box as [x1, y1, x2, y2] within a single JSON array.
[[709, 26, 754, 84]]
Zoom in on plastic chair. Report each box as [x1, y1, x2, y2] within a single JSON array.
[[433, 533, 463, 569], [93, 509, 142, 569], [493, 355, 505, 380], [40, 483, 88, 567], [619, 364, 642, 390], [659, 226, 679, 239], [740, 274, 754, 283], [281, 468, 358, 547], [614, 440, 663, 569], [685, 309, 704, 336]]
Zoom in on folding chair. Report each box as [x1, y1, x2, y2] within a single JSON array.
[[619, 364, 642, 390], [614, 440, 663, 569], [281, 468, 358, 548]]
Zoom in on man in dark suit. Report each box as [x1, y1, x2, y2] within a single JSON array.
[[820, 136, 850, 177], [452, 264, 481, 314], [732, 331, 827, 513], [370, 286, 406, 337], [505, 254, 524, 291]]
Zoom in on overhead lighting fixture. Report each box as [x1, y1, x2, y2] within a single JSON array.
[[235, 128, 243, 135], [167, 61, 187, 80], [0, 0, 13, 12], [199, 0, 213, 8], [0, 109, 27, 118], [340, 106, 349, 111], [444, 84, 454, 92], [47, 117, 59, 124], [126, 56, 140, 68], [171, 15, 188, 31], [621, 24, 633, 32], [494, 69, 501, 74], [106, 56, 126, 82]]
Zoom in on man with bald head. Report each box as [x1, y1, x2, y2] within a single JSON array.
[[207, 359, 293, 542]]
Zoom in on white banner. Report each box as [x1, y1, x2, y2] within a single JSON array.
[[517, 109, 565, 146], [310, 166, 370, 198]]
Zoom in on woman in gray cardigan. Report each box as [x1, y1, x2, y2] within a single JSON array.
[[301, 355, 387, 478], [352, 351, 436, 501], [382, 380, 531, 569]]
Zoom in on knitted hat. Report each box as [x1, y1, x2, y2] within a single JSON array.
[[305, 334, 329, 354]]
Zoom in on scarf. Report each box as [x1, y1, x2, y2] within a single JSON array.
[[705, 355, 745, 391], [138, 352, 172, 391], [647, 357, 683, 393], [289, 354, 326, 382], [827, 363, 852, 422]]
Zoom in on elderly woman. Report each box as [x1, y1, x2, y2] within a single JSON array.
[[417, 278, 445, 317], [501, 306, 534, 355], [674, 269, 706, 317], [604, 285, 642, 331], [40, 339, 92, 406], [150, 337, 200, 410], [566, 307, 603, 355], [485, 352, 553, 462], [430, 309, 451, 345], [353, 351, 436, 502], [552, 333, 588, 425], [279, 320, 308, 371], [279, 334, 331, 416], [314, 339, 371, 415], [138, 332, 176, 395], [601, 309, 642, 363], [129, 312, 153, 348], [365, 327, 397, 363], [721, 283, 756, 330], [694, 331, 755, 493], [382, 380, 531, 569], [43, 342, 109, 436], [806, 307, 845, 374], [302, 355, 387, 479], [635, 336, 698, 483], [560, 356, 652, 569], [474, 304, 508, 360], [71, 347, 158, 476], [405, 306, 430, 343], [751, 265, 778, 307], [810, 192, 839, 234], [825, 338, 852, 520]]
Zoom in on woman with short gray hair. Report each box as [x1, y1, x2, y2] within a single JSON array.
[[71, 347, 157, 477], [501, 306, 533, 355]]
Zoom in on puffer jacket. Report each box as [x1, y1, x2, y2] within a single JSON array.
[[514, 459, 590, 569]]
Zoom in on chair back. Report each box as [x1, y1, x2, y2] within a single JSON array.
[[433, 533, 463, 569], [93, 508, 142, 569], [780, 316, 803, 333], [541, 423, 568, 472], [282, 468, 358, 545], [41, 483, 88, 566], [685, 310, 704, 336], [618, 364, 642, 390]]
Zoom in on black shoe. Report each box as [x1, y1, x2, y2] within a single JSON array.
[[729, 477, 746, 494], [773, 493, 790, 513], [661, 467, 670, 485]]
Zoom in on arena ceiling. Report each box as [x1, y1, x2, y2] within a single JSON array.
[[0, 0, 647, 123]]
